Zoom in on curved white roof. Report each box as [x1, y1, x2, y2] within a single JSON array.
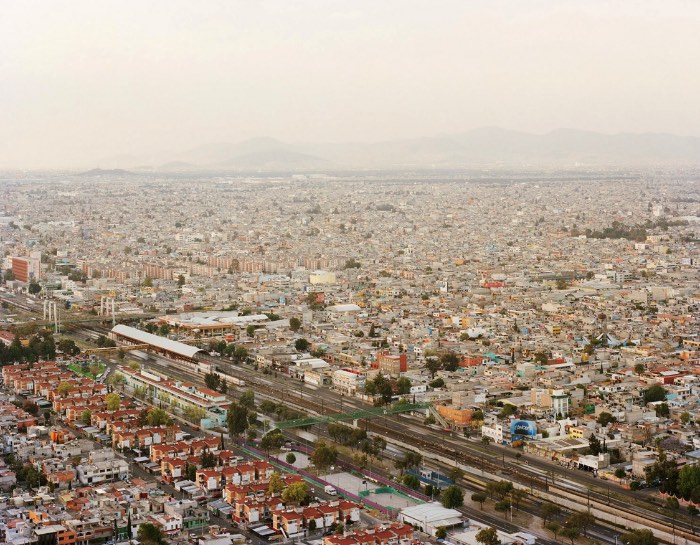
[[111, 324, 202, 359]]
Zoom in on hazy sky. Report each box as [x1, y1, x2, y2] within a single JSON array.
[[2, 0, 700, 167]]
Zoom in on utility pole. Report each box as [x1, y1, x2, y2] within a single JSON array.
[[587, 488, 591, 512]]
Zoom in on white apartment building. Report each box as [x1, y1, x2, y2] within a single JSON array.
[[76, 450, 130, 485], [481, 423, 504, 443], [332, 368, 366, 395]]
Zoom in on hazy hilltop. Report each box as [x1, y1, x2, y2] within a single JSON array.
[[78, 168, 137, 177], [95, 128, 700, 171]]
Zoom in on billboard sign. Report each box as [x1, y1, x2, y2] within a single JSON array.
[[510, 420, 537, 437]]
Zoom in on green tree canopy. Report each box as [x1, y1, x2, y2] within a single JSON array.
[[311, 440, 338, 472], [57, 381, 73, 396], [204, 372, 221, 391], [424, 357, 441, 379], [589, 434, 602, 455], [498, 404, 517, 419], [560, 526, 580, 545], [440, 352, 460, 372], [567, 511, 595, 537], [539, 502, 561, 524], [545, 522, 561, 541], [239, 388, 255, 409], [289, 317, 302, 332], [397, 376, 412, 395], [471, 492, 487, 510], [475, 527, 501, 545], [441, 485, 464, 509], [105, 393, 121, 411], [678, 464, 700, 501], [619, 529, 658, 545], [201, 450, 217, 469], [486, 480, 513, 500], [494, 499, 511, 518], [655, 402, 670, 417], [227, 403, 250, 437], [402, 474, 421, 490], [394, 451, 422, 474], [57, 339, 80, 356], [596, 412, 616, 426], [146, 407, 172, 426], [268, 471, 284, 495], [282, 481, 309, 505], [137, 523, 165, 545], [260, 429, 285, 452], [643, 384, 667, 404]]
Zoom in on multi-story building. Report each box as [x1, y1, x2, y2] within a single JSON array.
[[372, 351, 407, 377], [11, 253, 41, 283], [332, 368, 366, 395], [76, 450, 129, 485]]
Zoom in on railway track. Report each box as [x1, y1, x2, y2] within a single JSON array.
[[74, 333, 698, 542]]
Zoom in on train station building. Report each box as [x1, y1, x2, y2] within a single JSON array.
[[110, 324, 203, 363]]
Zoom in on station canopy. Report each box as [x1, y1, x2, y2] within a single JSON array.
[[111, 324, 202, 359]]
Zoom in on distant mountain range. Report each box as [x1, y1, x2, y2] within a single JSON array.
[[95, 128, 700, 171], [78, 168, 136, 176]]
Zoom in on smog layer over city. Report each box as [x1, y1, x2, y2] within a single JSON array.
[[1, 3, 699, 545]]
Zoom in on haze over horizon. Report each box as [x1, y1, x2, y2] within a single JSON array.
[[2, 0, 700, 168]]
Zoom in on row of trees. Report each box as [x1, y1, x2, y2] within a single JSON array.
[[227, 389, 258, 439], [327, 422, 368, 447], [204, 371, 229, 394], [259, 399, 305, 422], [424, 351, 461, 378], [3, 453, 44, 488], [647, 447, 700, 503], [95, 335, 116, 348], [363, 372, 394, 402], [0, 330, 56, 364], [142, 322, 171, 337], [206, 339, 250, 362]]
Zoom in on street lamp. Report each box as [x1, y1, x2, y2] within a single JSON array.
[[509, 492, 513, 523]]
